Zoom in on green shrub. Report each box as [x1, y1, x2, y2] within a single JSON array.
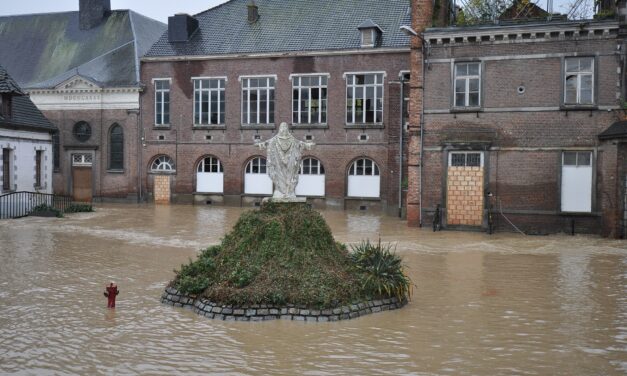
[[350, 239, 412, 302], [64, 204, 94, 213], [31, 204, 63, 218]]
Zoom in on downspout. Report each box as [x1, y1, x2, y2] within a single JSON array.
[[398, 74, 406, 218], [137, 90, 143, 203], [419, 37, 426, 227]]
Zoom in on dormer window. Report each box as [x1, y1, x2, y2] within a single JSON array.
[[358, 19, 382, 48], [0, 94, 12, 119]]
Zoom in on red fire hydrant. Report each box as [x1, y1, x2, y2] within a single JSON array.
[[104, 282, 119, 308]]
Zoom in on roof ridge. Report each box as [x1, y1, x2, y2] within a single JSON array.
[[128, 11, 141, 84]]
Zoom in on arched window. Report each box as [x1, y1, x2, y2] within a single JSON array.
[[151, 155, 175, 172], [244, 157, 272, 195], [347, 158, 380, 198], [109, 124, 123, 170], [196, 156, 224, 193], [296, 157, 325, 197]]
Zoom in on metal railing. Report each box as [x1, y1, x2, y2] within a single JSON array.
[[0, 191, 73, 219]]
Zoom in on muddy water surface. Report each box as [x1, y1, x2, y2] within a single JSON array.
[[0, 204, 626, 375]]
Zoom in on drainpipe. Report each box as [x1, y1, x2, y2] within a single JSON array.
[[399, 74, 407, 218], [419, 37, 426, 227], [137, 90, 143, 203]]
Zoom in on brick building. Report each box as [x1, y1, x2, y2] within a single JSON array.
[[140, 0, 411, 212], [0, 0, 165, 202], [407, 0, 627, 237]]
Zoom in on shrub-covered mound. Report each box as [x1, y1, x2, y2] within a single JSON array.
[[170, 202, 410, 308]]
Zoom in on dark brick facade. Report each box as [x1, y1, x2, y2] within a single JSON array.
[[408, 11, 625, 237], [140, 52, 409, 212]]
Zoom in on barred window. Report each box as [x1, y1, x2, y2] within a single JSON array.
[[194, 78, 225, 125], [449, 152, 482, 167]]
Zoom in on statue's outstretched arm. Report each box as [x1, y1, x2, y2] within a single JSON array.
[[255, 140, 268, 150], [299, 140, 315, 150]]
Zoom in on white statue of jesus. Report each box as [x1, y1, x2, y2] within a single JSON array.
[[256, 122, 315, 201]]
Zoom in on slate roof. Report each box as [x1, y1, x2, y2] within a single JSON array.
[[0, 65, 24, 95], [0, 10, 165, 89], [145, 0, 411, 58], [598, 120, 627, 140], [0, 65, 55, 132]]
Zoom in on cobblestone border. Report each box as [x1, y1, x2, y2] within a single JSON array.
[[161, 287, 407, 322]]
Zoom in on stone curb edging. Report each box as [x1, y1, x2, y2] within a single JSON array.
[[161, 287, 407, 322]]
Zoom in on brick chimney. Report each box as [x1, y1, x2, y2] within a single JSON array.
[[248, 1, 260, 23], [79, 0, 111, 30], [168, 14, 199, 43], [406, 0, 434, 227]]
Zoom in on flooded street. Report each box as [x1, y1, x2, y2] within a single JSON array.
[[0, 205, 626, 375]]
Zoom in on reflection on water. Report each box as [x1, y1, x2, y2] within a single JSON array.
[[0, 204, 626, 375]]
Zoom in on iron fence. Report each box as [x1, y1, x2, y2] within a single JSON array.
[[0, 191, 73, 219]]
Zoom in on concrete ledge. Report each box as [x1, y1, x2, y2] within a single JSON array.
[[161, 287, 407, 322]]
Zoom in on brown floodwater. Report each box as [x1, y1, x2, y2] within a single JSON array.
[[0, 204, 625, 375]]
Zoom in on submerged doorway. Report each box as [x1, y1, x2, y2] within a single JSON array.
[[446, 151, 484, 227], [71, 153, 93, 202]]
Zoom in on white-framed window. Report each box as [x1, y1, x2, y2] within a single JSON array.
[[196, 156, 224, 193], [454, 62, 481, 108], [150, 155, 175, 172], [561, 151, 593, 213], [448, 152, 483, 167], [345, 73, 384, 124], [193, 78, 226, 125], [244, 157, 272, 194], [564, 57, 594, 105], [241, 76, 275, 125], [154, 79, 170, 125], [347, 158, 380, 198], [296, 157, 325, 197], [72, 153, 93, 166], [292, 75, 328, 124]]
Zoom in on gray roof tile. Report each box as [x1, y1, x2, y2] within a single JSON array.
[[146, 0, 411, 57]]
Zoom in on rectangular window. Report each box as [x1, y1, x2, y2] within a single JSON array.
[[242, 77, 275, 125], [35, 150, 42, 188], [454, 62, 481, 108], [564, 57, 594, 105], [52, 132, 60, 171], [292, 75, 328, 124], [193, 78, 226, 125], [0, 94, 11, 118], [346, 73, 384, 124], [154, 79, 170, 125], [3, 148, 11, 191], [561, 151, 593, 212], [449, 152, 483, 167]]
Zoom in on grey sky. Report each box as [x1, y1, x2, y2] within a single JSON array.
[[0, 0, 230, 23]]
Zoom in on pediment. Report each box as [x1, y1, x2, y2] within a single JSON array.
[[55, 76, 101, 91]]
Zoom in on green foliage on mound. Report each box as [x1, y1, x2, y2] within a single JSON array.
[[172, 202, 411, 308]]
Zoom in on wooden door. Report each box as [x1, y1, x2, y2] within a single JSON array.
[[72, 167, 92, 202]]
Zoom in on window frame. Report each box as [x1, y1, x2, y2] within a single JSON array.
[[153, 78, 171, 126], [452, 61, 482, 109], [348, 158, 380, 176], [344, 72, 386, 126], [560, 150, 595, 214], [35, 150, 43, 188], [562, 56, 596, 107], [108, 124, 124, 171], [245, 157, 268, 174], [150, 155, 175, 173], [448, 151, 484, 168], [240, 75, 277, 126], [197, 156, 224, 173], [290, 73, 329, 126], [299, 157, 325, 175], [3, 148, 12, 192], [192, 77, 227, 126]]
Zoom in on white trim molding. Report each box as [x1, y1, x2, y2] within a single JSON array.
[[288, 72, 331, 80], [191, 76, 228, 82], [343, 71, 387, 80], [238, 74, 278, 82]]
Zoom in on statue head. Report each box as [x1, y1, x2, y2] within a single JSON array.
[[278, 122, 289, 136]]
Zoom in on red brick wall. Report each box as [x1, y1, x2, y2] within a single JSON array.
[[46, 108, 140, 200], [140, 52, 409, 211]]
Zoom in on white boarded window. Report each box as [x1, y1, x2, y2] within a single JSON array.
[[244, 157, 272, 195], [564, 57, 594, 105], [561, 151, 592, 213], [196, 156, 224, 193], [454, 62, 481, 108], [347, 158, 380, 198], [296, 157, 325, 197]]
